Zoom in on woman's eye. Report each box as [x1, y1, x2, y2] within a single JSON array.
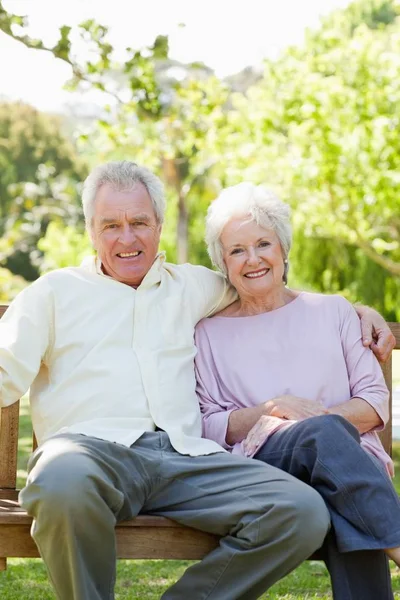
[[259, 241, 270, 248], [231, 248, 243, 255]]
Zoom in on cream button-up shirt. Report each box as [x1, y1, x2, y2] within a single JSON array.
[[0, 254, 235, 456]]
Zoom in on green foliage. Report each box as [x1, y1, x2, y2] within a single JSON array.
[[0, 267, 27, 302], [0, 101, 87, 280], [219, 0, 400, 316], [37, 222, 93, 274], [0, 0, 399, 316], [0, 163, 85, 280], [0, 102, 85, 220]]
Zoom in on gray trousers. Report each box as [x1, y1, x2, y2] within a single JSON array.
[[19, 431, 330, 600]]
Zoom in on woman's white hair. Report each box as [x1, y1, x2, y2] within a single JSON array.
[[206, 182, 292, 282], [82, 160, 166, 239]]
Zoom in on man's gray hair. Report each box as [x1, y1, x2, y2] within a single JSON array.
[[205, 182, 292, 282], [82, 161, 166, 238]]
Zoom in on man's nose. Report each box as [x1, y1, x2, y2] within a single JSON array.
[[119, 225, 135, 244]]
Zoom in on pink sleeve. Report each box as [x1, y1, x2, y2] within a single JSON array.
[[339, 298, 389, 429], [194, 322, 234, 450]]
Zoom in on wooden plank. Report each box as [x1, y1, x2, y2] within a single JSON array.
[[115, 524, 218, 559], [0, 524, 39, 557], [380, 357, 393, 456], [0, 402, 20, 488], [389, 322, 400, 348], [0, 557, 6, 571], [0, 520, 219, 560]]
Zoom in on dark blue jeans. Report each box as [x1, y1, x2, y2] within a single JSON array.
[[254, 414, 399, 600]]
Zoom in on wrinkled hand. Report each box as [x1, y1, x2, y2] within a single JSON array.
[[267, 394, 329, 421], [243, 414, 286, 456], [243, 395, 328, 456], [357, 306, 395, 362]]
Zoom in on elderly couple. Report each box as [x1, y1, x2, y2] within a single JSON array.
[[0, 160, 398, 600]]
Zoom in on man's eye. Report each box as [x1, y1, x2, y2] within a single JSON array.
[[105, 224, 118, 229]]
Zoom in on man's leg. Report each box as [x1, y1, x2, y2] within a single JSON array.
[[19, 433, 151, 600], [144, 433, 330, 600]]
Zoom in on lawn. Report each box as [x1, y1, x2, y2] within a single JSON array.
[[1, 394, 400, 599]]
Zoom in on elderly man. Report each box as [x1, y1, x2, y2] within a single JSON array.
[[0, 161, 393, 600]]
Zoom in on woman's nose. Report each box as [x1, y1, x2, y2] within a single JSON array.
[[246, 248, 260, 265]]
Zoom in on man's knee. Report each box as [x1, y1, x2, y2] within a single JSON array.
[[19, 439, 109, 516], [272, 483, 330, 555], [293, 484, 330, 539], [251, 474, 330, 557]]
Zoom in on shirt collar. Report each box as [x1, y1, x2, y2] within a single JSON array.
[[80, 252, 166, 289]]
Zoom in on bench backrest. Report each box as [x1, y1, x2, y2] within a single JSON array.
[[0, 304, 398, 489]]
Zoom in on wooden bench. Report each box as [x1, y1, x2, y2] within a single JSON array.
[[0, 301, 398, 571]]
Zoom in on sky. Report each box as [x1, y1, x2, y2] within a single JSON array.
[[0, 0, 352, 112]]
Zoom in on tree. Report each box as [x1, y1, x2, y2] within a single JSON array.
[[1, 0, 399, 317], [0, 3, 233, 264], [215, 0, 400, 317], [0, 101, 85, 221], [0, 101, 87, 280]]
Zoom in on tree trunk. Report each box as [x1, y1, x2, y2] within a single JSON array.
[[177, 190, 189, 264]]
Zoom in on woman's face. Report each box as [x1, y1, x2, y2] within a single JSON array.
[[220, 217, 285, 299]]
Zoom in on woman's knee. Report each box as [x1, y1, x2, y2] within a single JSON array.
[[303, 414, 360, 443]]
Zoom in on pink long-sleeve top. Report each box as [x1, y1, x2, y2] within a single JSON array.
[[194, 292, 393, 475]]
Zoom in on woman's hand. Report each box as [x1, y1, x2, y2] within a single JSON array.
[[243, 414, 285, 456], [243, 395, 328, 456], [265, 394, 329, 421]]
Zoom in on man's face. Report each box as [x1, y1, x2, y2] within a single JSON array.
[[92, 183, 162, 287]]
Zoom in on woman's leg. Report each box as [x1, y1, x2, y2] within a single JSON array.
[[319, 532, 394, 600], [254, 414, 400, 553]]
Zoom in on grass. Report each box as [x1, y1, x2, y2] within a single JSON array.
[[2, 389, 400, 599]]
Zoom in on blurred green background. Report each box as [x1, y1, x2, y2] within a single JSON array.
[[0, 0, 399, 319]]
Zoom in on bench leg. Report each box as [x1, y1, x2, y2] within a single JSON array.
[[0, 557, 7, 571]]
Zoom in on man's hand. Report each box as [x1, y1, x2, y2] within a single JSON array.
[[355, 305, 395, 362], [266, 394, 329, 421]]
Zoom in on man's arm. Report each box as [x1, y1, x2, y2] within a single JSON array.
[[354, 304, 395, 362], [0, 278, 52, 407]]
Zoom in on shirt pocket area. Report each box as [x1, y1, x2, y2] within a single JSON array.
[[160, 296, 194, 348]]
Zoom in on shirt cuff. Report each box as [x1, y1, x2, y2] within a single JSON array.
[[203, 408, 236, 450]]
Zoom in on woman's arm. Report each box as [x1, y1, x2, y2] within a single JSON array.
[[332, 298, 389, 434], [226, 395, 329, 445], [226, 404, 268, 446], [328, 397, 382, 434]]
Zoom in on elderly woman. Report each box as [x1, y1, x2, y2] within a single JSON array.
[[195, 182, 400, 600]]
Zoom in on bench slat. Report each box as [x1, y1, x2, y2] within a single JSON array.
[[0, 402, 19, 488]]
